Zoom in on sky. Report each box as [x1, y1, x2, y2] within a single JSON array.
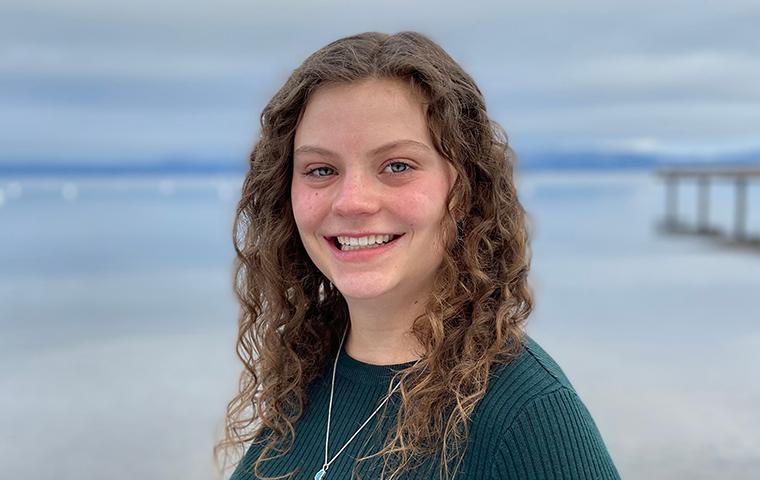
[[2, 0, 760, 165]]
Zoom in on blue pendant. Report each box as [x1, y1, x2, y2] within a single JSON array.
[[314, 468, 326, 480]]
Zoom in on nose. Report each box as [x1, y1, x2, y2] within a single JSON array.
[[332, 169, 382, 217]]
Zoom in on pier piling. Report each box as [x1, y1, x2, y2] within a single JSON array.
[[655, 166, 760, 251]]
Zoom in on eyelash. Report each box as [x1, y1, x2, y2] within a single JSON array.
[[303, 161, 413, 178]]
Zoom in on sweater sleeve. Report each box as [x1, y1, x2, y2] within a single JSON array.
[[491, 387, 620, 480]]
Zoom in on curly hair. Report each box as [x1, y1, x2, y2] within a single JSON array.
[[215, 31, 534, 480]]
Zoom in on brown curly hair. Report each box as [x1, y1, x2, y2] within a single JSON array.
[[215, 30, 534, 479]]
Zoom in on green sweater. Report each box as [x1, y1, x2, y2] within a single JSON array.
[[230, 336, 620, 479]]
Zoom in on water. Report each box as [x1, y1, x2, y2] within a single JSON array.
[[1, 171, 759, 479]]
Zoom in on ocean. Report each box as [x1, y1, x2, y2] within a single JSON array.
[[1, 171, 758, 479]]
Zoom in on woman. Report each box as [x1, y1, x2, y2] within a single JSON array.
[[216, 31, 620, 479]]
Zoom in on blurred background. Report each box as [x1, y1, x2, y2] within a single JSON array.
[[1, 1, 759, 479]]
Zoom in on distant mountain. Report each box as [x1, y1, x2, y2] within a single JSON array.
[[1, 150, 758, 176], [515, 150, 760, 171]]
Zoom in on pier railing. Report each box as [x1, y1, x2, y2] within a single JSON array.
[[654, 166, 760, 251]]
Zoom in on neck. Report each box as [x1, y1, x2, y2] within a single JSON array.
[[342, 293, 427, 366]]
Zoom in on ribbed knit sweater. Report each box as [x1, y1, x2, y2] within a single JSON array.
[[230, 336, 620, 479]]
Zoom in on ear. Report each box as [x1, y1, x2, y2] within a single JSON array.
[[447, 161, 458, 184], [446, 162, 465, 222]]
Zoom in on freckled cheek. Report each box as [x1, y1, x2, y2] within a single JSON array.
[[291, 190, 328, 230], [390, 193, 441, 226]]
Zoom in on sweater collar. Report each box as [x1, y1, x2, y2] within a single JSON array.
[[334, 345, 418, 386]]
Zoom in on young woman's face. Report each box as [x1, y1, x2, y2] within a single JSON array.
[[291, 78, 457, 303]]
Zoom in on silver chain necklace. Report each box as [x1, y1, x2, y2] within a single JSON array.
[[313, 326, 406, 480]]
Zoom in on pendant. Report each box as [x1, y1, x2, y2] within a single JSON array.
[[314, 468, 326, 480]]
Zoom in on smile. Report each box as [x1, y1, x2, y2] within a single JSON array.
[[324, 233, 405, 260], [334, 234, 400, 251]]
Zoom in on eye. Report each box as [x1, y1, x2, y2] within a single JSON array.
[[384, 161, 412, 174], [304, 166, 334, 177]]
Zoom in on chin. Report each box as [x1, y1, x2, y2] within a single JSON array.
[[337, 288, 392, 301], [332, 280, 397, 301]]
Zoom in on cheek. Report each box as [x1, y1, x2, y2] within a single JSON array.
[[291, 188, 326, 229], [392, 191, 446, 228], [403, 183, 453, 250]]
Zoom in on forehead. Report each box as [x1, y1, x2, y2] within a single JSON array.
[[294, 78, 433, 154]]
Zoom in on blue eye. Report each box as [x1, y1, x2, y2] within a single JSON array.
[[385, 161, 411, 174], [303, 162, 412, 178], [305, 166, 334, 177]]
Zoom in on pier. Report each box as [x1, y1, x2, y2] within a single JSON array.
[[655, 166, 760, 251]]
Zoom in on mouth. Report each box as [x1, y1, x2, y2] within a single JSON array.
[[327, 233, 404, 251]]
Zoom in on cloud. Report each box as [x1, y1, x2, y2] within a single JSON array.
[[1, 0, 759, 164]]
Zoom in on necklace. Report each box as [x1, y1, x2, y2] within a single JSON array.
[[313, 326, 405, 480]]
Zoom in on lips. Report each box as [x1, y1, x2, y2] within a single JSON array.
[[329, 234, 402, 249], [323, 233, 405, 260]]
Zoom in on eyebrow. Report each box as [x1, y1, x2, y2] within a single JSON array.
[[293, 139, 433, 159]]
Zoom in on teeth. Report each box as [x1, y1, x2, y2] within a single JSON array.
[[336, 234, 396, 250]]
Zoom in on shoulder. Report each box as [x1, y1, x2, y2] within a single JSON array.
[[468, 335, 620, 479], [475, 334, 578, 428]]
